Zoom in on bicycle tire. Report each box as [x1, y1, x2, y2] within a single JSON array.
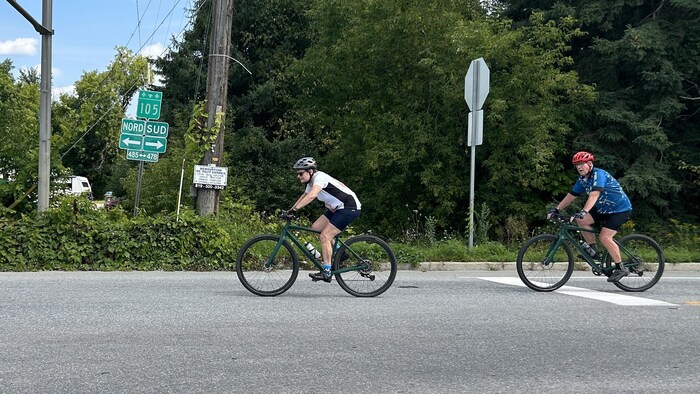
[[608, 234, 665, 292], [516, 234, 574, 292], [333, 235, 397, 297], [236, 235, 299, 296]]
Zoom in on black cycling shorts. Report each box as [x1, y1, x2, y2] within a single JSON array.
[[589, 207, 632, 231], [323, 209, 361, 231]]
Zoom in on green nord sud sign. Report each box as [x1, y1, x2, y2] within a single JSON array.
[[121, 119, 169, 137], [119, 118, 169, 161]]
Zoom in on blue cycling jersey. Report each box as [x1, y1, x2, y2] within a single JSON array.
[[571, 167, 632, 214]]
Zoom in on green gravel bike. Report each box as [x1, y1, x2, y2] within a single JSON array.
[[516, 212, 665, 292], [236, 212, 397, 297]]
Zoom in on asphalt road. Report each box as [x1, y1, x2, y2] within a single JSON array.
[[1, 271, 699, 393]]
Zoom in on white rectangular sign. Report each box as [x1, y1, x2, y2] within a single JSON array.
[[467, 110, 483, 146], [193, 165, 228, 188]]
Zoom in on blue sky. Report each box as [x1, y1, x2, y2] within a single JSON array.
[[1, 0, 194, 97]]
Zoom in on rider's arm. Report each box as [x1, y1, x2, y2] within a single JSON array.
[[581, 190, 600, 213], [291, 193, 307, 210], [292, 185, 322, 210], [555, 193, 577, 211]]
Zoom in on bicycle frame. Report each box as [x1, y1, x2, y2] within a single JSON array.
[[267, 221, 362, 275], [546, 218, 637, 275]]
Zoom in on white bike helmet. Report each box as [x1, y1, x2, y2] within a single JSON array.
[[292, 157, 317, 170]]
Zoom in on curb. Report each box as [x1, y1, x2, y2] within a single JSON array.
[[399, 262, 700, 272]]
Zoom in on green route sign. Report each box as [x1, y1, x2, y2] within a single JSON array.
[[121, 118, 144, 135], [136, 89, 163, 120], [119, 134, 143, 150], [126, 150, 158, 162], [144, 121, 169, 137], [121, 119, 169, 137], [142, 136, 167, 153]]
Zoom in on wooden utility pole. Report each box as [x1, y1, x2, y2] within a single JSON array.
[[196, 0, 234, 216]]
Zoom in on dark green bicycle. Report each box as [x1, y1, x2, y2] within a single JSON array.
[[516, 212, 665, 292], [235, 212, 397, 297]]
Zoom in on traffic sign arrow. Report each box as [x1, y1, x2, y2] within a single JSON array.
[[119, 134, 143, 150], [142, 136, 167, 153], [144, 140, 164, 149], [122, 137, 140, 146]]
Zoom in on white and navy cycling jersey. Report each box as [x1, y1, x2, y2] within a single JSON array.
[[306, 171, 361, 211], [571, 167, 632, 214]]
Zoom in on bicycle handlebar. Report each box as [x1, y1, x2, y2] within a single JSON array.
[[548, 213, 577, 224], [279, 210, 295, 222]]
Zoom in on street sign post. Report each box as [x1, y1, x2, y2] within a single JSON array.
[[136, 90, 163, 120], [464, 58, 490, 249]]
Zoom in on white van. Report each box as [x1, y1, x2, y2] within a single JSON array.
[[54, 176, 93, 199]]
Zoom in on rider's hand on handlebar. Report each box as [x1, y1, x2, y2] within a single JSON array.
[[546, 207, 560, 220], [573, 210, 588, 220], [280, 208, 297, 221]]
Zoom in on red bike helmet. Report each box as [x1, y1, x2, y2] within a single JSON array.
[[572, 151, 594, 164]]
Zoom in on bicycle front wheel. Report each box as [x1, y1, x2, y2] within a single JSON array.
[[610, 234, 664, 292], [334, 235, 397, 297], [236, 235, 299, 296], [516, 234, 574, 292]]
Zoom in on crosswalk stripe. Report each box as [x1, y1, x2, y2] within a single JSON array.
[[478, 277, 678, 306]]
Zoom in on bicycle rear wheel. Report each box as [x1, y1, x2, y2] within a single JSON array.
[[333, 235, 397, 297], [609, 234, 664, 292], [236, 235, 299, 296], [516, 234, 574, 292]]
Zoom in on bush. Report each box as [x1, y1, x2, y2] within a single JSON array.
[[0, 196, 270, 271]]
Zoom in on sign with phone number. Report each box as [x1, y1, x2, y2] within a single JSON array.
[[194, 183, 225, 190], [193, 165, 228, 189]]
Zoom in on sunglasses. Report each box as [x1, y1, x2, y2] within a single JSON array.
[[296, 171, 307, 177]]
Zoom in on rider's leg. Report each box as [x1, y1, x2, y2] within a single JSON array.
[[575, 215, 597, 245], [311, 214, 332, 265], [599, 227, 621, 263], [319, 224, 342, 267]]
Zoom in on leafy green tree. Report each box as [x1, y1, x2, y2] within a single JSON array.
[[499, 0, 700, 226], [288, 0, 594, 236], [0, 60, 40, 212], [157, 0, 315, 213], [52, 48, 148, 197]]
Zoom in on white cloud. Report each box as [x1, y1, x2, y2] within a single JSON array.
[[52, 85, 76, 101], [0, 38, 38, 55], [140, 43, 166, 60]]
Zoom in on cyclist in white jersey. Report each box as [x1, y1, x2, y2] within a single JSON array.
[[289, 157, 361, 282]]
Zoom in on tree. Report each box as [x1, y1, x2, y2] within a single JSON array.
[[288, 0, 594, 236], [157, 0, 315, 212], [52, 49, 148, 197], [499, 0, 700, 226], [0, 60, 41, 212]]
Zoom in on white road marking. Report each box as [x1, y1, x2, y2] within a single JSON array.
[[478, 277, 678, 306]]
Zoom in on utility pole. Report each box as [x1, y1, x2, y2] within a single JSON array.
[[196, 0, 234, 216], [7, 0, 53, 212]]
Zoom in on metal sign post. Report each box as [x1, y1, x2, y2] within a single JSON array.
[[464, 58, 490, 249]]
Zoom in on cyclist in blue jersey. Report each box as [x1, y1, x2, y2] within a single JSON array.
[[288, 157, 362, 282], [547, 151, 633, 282]]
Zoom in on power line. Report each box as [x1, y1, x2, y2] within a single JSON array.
[[59, 0, 196, 160]]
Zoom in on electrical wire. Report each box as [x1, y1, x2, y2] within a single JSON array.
[[59, 0, 197, 159]]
